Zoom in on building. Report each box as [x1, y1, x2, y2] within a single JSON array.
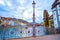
[[52, 0, 60, 29], [0, 16, 32, 38], [30, 23, 45, 36], [35, 26, 45, 36], [0, 16, 45, 39], [51, 0, 60, 33], [0, 0, 45, 39]]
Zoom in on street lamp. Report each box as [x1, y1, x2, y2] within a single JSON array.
[[32, 0, 36, 37]]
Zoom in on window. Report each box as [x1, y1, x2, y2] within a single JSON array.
[[38, 30, 40, 32], [59, 16, 60, 21], [25, 27, 28, 29], [28, 31, 30, 33], [53, 12, 55, 15], [57, 7, 60, 15], [53, 7, 56, 11], [53, 11, 56, 16], [20, 31, 22, 33], [57, 4, 60, 9], [58, 10, 60, 15], [11, 31, 14, 34], [54, 18, 56, 20], [53, 11, 57, 20], [59, 5, 60, 7]]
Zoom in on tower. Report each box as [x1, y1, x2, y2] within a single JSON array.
[[32, 0, 36, 36], [32, 0, 35, 24]]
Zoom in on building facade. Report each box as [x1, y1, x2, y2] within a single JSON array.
[[52, 0, 60, 29], [0, 16, 45, 39]]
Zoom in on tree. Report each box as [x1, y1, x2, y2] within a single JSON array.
[[43, 10, 49, 27], [0, 19, 2, 24], [43, 10, 50, 35]]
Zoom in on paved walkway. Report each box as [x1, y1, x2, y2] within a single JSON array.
[[7, 34, 60, 40]]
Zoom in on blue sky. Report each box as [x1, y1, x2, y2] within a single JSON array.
[[0, 0, 55, 23]]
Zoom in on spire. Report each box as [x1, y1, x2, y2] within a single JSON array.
[[32, 0, 36, 37], [32, 0, 36, 25], [32, 0, 36, 5]]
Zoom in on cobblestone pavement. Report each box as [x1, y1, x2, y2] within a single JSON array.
[[7, 34, 60, 40]]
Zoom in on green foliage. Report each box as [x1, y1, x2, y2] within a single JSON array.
[[0, 20, 2, 24]]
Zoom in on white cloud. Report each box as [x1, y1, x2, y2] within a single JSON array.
[[0, 0, 55, 23], [18, 6, 25, 10], [16, 6, 25, 13], [18, 0, 26, 5], [0, 0, 5, 5], [5, 1, 12, 7], [22, 3, 33, 20], [22, 8, 33, 20]]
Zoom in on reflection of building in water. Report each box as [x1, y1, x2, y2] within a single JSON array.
[[0, 16, 45, 38]]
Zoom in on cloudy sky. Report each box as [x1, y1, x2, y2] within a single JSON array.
[[0, 0, 55, 23]]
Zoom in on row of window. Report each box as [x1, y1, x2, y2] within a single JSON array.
[[53, 5, 60, 21]]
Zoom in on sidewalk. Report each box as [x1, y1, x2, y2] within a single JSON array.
[[8, 34, 60, 40]]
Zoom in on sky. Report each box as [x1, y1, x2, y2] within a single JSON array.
[[0, 0, 55, 23]]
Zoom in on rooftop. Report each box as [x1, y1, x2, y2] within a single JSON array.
[[52, 0, 60, 9]]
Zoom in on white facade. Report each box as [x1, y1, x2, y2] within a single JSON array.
[[8, 20, 15, 26], [22, 27, 33, 37], [5, 28, 17, 38], [4, 26, 45, 38], [35, 26, 45, 36], [53, 4, 60, 29]]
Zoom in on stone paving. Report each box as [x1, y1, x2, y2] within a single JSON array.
[[7, 34, 60, 40]]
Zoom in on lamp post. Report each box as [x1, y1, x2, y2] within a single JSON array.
[[32, 0, 36, 37]]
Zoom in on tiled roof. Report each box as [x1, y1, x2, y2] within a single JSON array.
[[0, 16, 43, 27]]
